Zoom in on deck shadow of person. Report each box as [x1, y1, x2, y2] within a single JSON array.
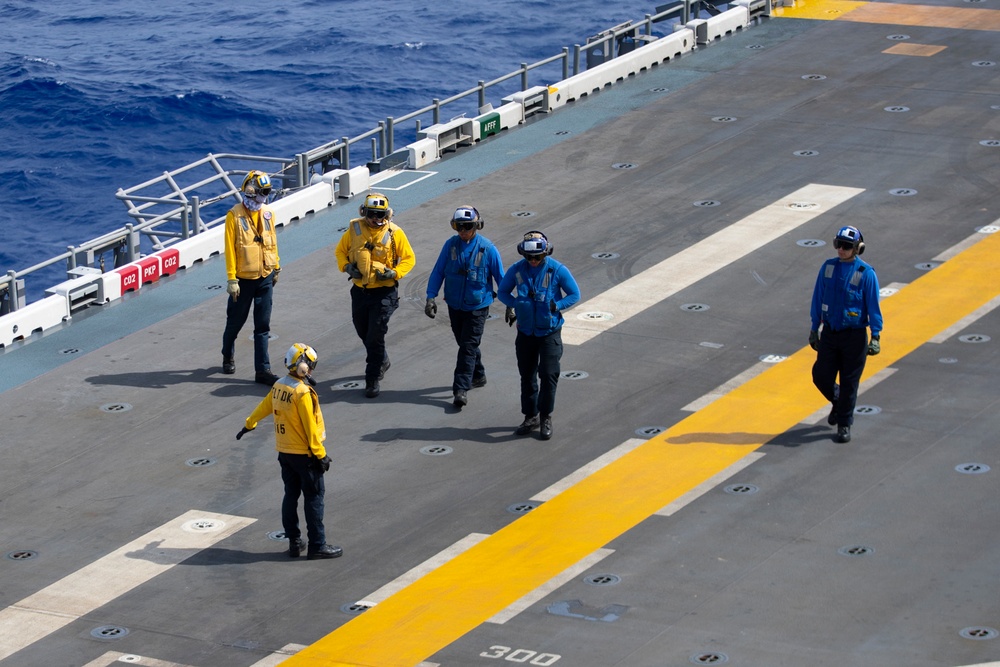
[[665, 424, 832, 449], [125, 541, 290, 565], [85, 368, 281, 397], [360, 424, 521, 446], [312, 376, 468, 411]]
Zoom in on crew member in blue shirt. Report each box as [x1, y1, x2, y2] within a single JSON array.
[[497, 231, 581, 440], [809, 225, 883, 443], [425, 206, 507, 408]]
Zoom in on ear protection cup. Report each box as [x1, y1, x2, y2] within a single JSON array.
[[296, 361, 310, 377]]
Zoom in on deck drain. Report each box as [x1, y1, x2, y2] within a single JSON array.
[[334, 380, 364, 390], [7, 550, 38, 561], [972, 61, 996, 67], [182, 518, 224, 533], [793, 150, 819, 157], [612, 162, 637, 169], [802, 74, 827, 80], [880, 287, 898, 297], [584, 573, 621, 586], [711, 116, 737, 123], [341, 601, 375, 615], [797, 239, 826, 247], [786, 201, 819, 210], [746, 44, 763, 49], [650, 86, 670, 92], [854, 405, 881, 415], [336, 226, 348, 232], [980, 140, 1000, 147], [889, 188, 917, 196], [577, 311, 613, 321], [555, 130, 571, 135], [884, 106, 909, 113], [266, 530, 288, 541], [958, 334, 991, 344], [759, 354, 787, 363], [886, 34, 910, 40], [118, 657, 141, 664], [420, 445, 453, 456], [635, 426, 666, 437], [681, 303, 710, 312], [691, 652, 729, 664], [693, 200, 721, 207], [960, 626, 998, 640], [91, 625, 129, 640], [955, 463, 990, 474], [100, 402, 133, 413], [560, 370, 589, 380], [591, 252, 620, 260], [205, 284, 224, 291], [939, 357, 958, 364], [60, 348, 81, 355], [511, 211, 537, 219], [976, 225, 999, 234], [724, 483, 759, 495], [915, 262, 939, 271], [446, 177, 463, 183], [185, 457, 216, 467], [700, 341, 724, 349], [507, 501, 541, 515], [838, 545, 875, 557]]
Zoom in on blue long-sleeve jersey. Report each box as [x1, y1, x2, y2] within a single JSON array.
[[810, 256, 883, 336], [426, 234, 505, 311], [498, 257, 581, 336]]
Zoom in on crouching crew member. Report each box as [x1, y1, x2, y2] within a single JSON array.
[[497, 231, 580, 440], [335, 193, 416, 398], [425, 206, 507, 408], [237, 344, 342, 560], [809, 225, 883, 444]]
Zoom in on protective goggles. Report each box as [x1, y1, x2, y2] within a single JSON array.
[[833, 239, 855, 250], [453, 221, 477, 231], [366, 208, 388, 220]]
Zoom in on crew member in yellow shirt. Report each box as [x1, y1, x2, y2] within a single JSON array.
[[222, 170, 281, 385], [237, 344, 342, 560], [334, 192, 416, 398]]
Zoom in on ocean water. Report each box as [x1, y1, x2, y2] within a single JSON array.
[[1, 0, 656, 300]]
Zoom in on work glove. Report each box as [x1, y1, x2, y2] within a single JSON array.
[[808, 330, 819, 351], [504, 306, 516, 327], [227, 279, 240, 301], [867, 336, 881, 356], [271, 269, 280, 286], [424, 297, 437, 319], [550, 301, 558, 313], [345, 263, 363, 280], [314, 455, 331, 472], [375, 267, 397, 281], [236, 426, 254, 440]]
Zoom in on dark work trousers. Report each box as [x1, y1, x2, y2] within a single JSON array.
[[350, 284, 399, 382], [515, 328, 563, 418], [221, 272, 274, 373], [278, 452, 326, 548], [448, 305, 488, 392], [811, 326, 869, 427]]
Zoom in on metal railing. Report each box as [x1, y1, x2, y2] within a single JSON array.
[[1, 1, 741, 313]]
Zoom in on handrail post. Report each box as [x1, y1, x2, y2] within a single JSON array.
[[191, 196, 201, 235], [573, 44, 581, 75], [341, 137, 350, 171], [433, 99, 441, 125], [377, 120, 386, 159], [386, 116, 395, 155], [561, 48, 569, 80], [478, 81, 486, 111], [181, 202, 190, 239], [67, 246, 77, 272], [126, 224, 137, 263], [6, 270, 20, 313], [520, 63, 528, 91]]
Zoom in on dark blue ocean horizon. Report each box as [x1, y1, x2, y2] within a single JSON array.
[[1, 0, 653, 299]]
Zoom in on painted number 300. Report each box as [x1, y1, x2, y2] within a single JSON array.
[[480, 645, 561, 664]]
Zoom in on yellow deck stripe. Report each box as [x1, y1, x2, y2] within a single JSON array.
[[776, 0, 1000, 31], [284, 229, 1000, 666]]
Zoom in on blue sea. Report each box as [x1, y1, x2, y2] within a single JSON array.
[[1, 0, 655, 300]]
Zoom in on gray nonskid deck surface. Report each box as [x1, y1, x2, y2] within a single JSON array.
[[1, 9, 998, 667]]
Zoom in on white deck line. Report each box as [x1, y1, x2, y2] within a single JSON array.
[[654, 452, 766, 517], [562, 184, 865, 346], [0, 510, 255, 663]]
